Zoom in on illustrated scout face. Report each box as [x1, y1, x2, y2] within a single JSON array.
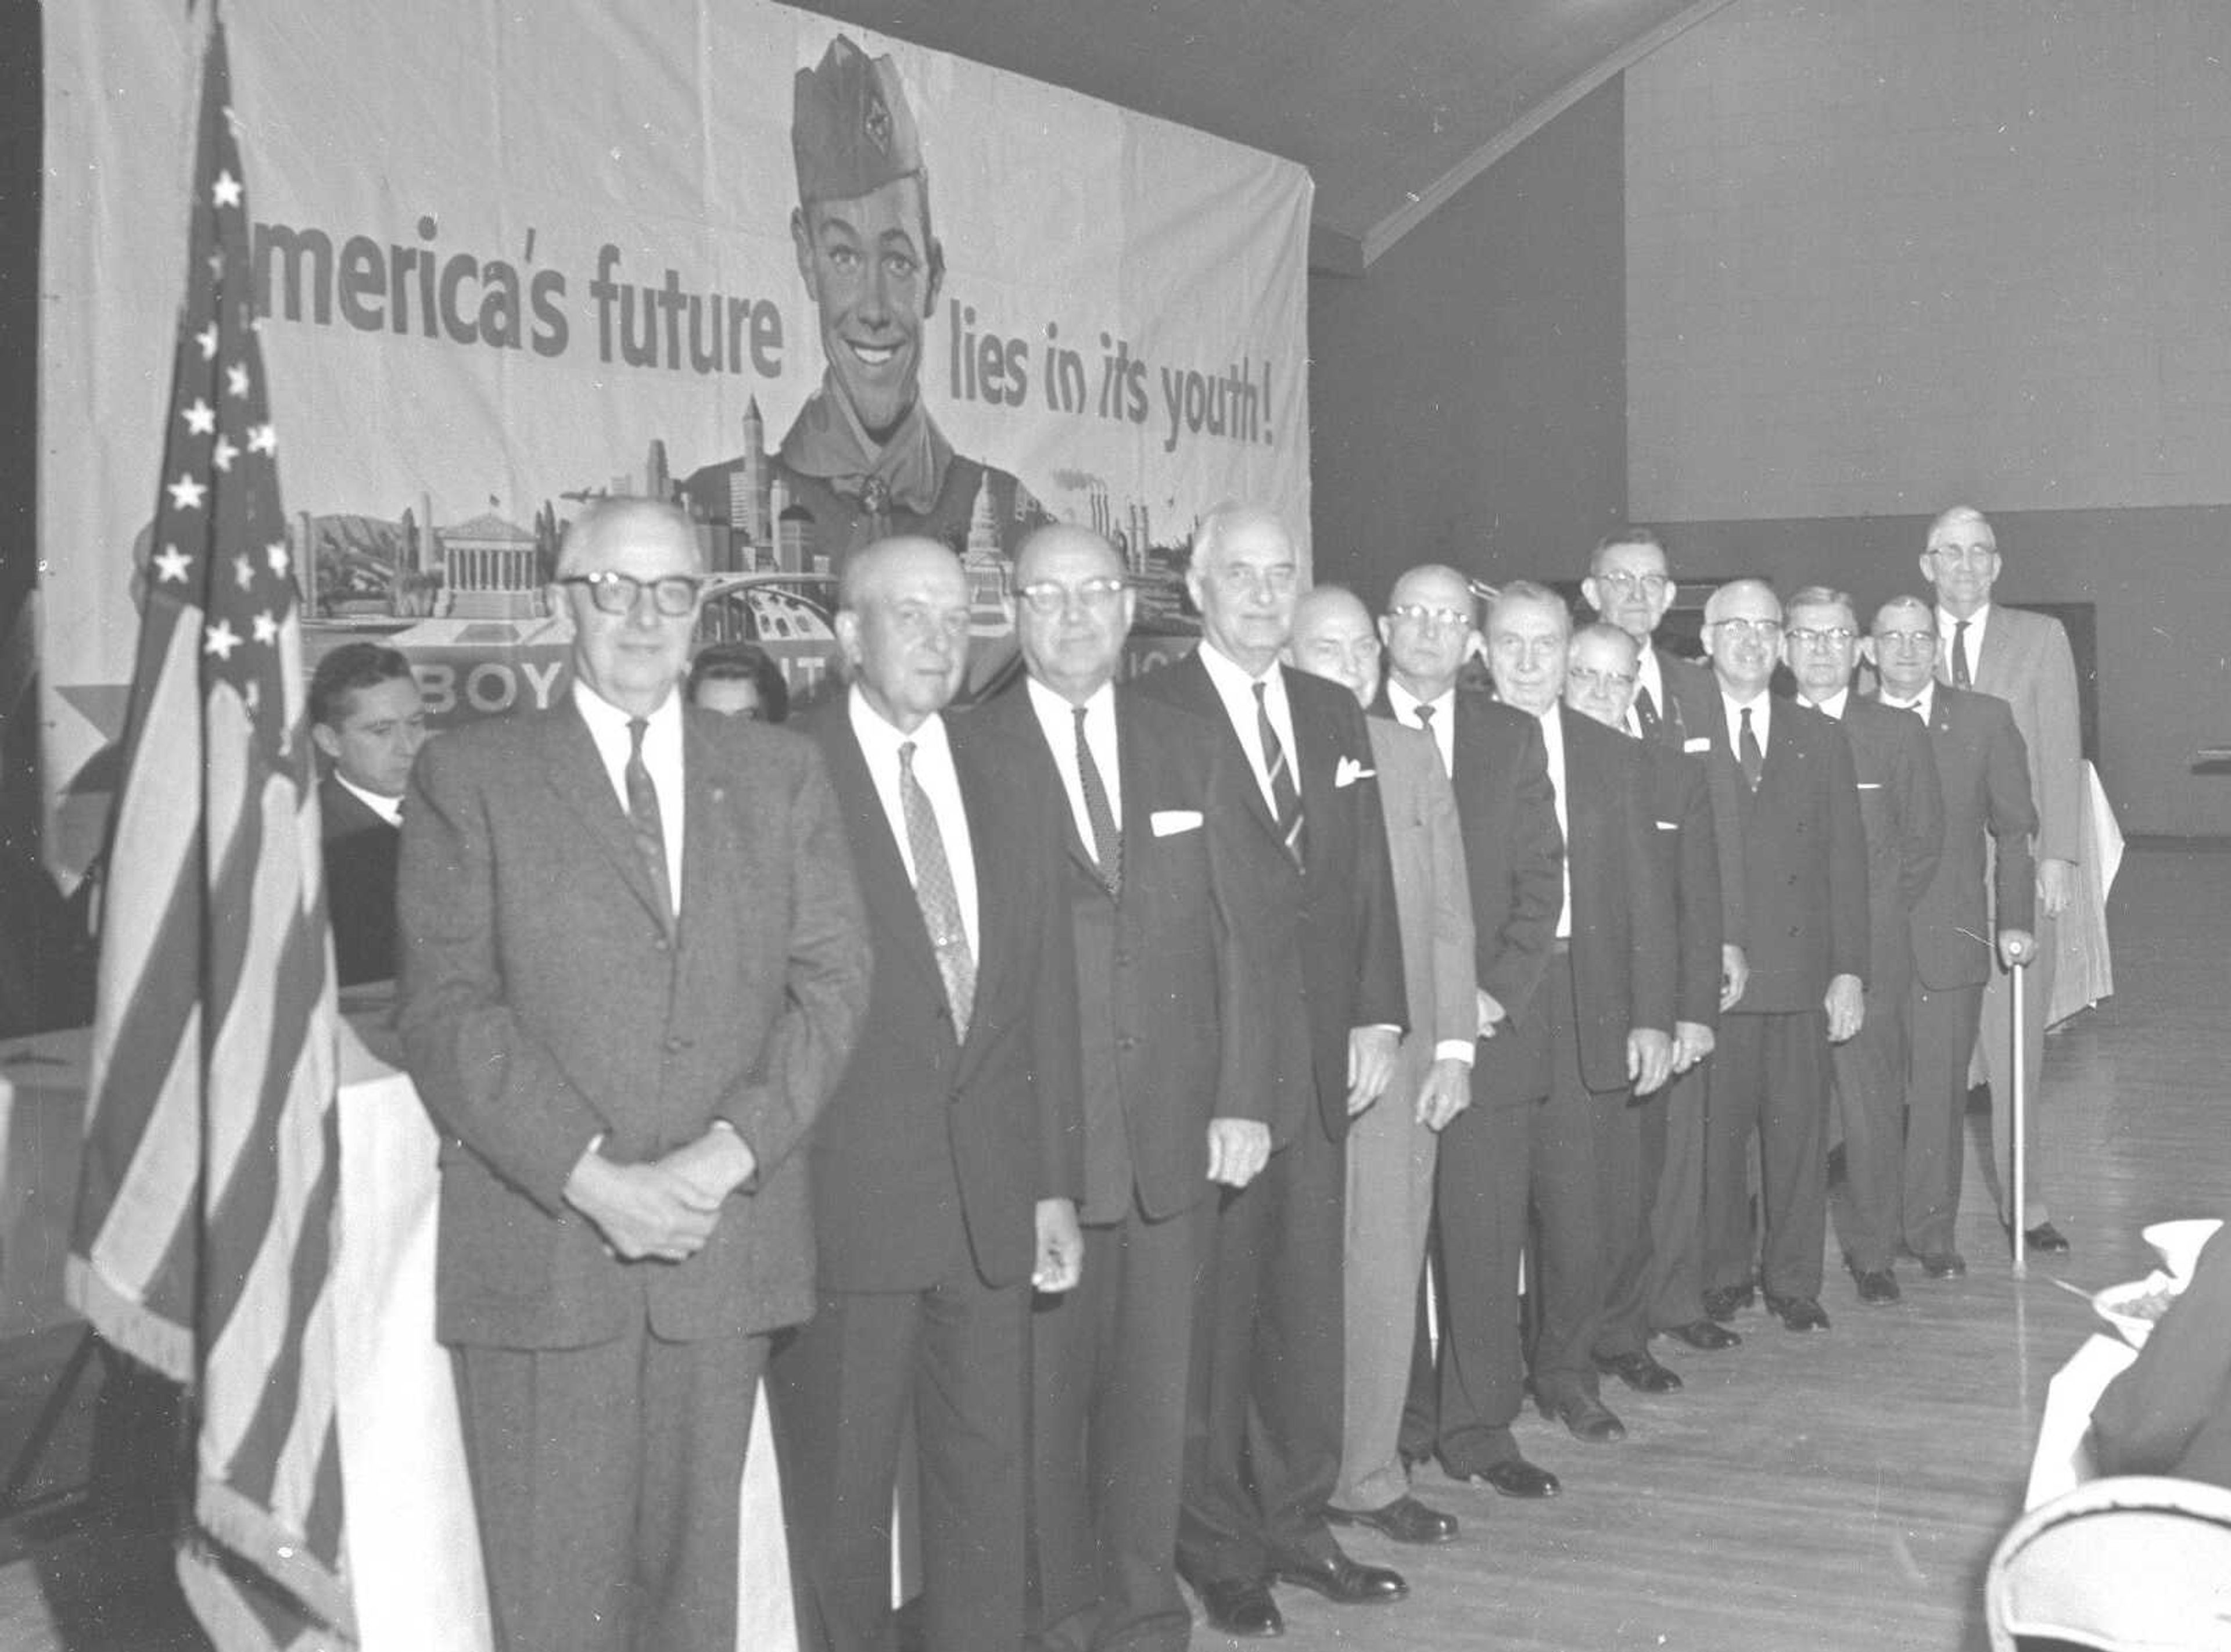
[[794, 173, 941, 440]]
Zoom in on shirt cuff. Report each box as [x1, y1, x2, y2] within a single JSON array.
[[1434, 1039, 1475, 1067]]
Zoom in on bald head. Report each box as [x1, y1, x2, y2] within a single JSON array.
[[556, 495, 704, 579], [1380, 563, 1477, 701], [1287, 584, 1382, 710], [1015, 522, 1123, 587], [836, 536, 970, 732]]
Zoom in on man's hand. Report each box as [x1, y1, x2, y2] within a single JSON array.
[[1824, 974, 1865, 1043], [1719, 945, 1749, 1012], [1476, 989, 1508, 1040], [1626, 1028, 1674, 1097], [1033, 1198, 1084, 1294], [1414, 1057, 1473, 1133], [1672, 1020, 1716, 1074], [1206, 1118, 1272, 1189], [2036, 857, 2075, 920], [564, 1150, 721, 1263], [658, 1125, 758, 1206], [1346, 1026, 1400, 1116], [1997, 928, 2037, 969]]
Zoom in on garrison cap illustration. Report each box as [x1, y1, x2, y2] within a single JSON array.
[[793, 35, 926, 206]]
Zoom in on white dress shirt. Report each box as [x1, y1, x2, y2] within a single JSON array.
[[1383, 678, 1456, 774], [848, 686, 981, 961], [335, 771, 404, 829], [1879, 679, 1938, 722], [1537, 705, 1574, 940], [1025, 677, 1122, 861], [1195, 640, 1300, 811], [1937, 601, 1991, 684], [1810, 685, 1850, 721], [1633, 646, 1668, 729], [572, 680, 684, 913]]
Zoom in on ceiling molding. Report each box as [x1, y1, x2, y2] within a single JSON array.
[[1356, 0, 1741, 269]]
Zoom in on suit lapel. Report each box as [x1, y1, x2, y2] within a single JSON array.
[[676, 716, 737, 950], [1178, 651, 1282, 847], [950, 723, 1009, 1074], [820, 712, 944, 994], [539, 706, 672, 938]]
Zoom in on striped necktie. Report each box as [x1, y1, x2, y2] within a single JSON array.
[[1074, 705, 1121, 896], [1414, 701, 1447, 775], [1634, 682, 1662, 737], [1738, 706, 1764, 793], [625, 717, 674, 931], [900, 741, 975, 1042], [1950, 619, 1972, 688], [1256, 680, 1305, 870]]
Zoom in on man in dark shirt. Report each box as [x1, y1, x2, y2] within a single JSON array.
[[310, 641, 426, 986]]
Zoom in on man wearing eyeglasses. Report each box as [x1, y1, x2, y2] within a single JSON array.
[[1783, 588, 1943, 1306], [1563, 622, 1726, 1401], [1375, 564, 1565, 1499], [1867, 595, 2036, 1282], [768, 535, 1084, 1652], [1921, 505, 2081, 1258], [397, 497, 872, 1652], [1580, 529, 1749, 1356], [972, 525, 1274, 1651], [1285, 584, 1476, 1552], [1135, 504, 1407, 1637], [1696, 579, 1868, 1335]]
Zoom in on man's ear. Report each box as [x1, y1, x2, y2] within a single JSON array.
[[1579, 576, 1602, 616], [1859, 635, 1878, 669], [310, 723, 340, 763]]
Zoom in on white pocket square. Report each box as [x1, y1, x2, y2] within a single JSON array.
[[1656, 819, 1680, 831], [1150, 809, 1203, 837], [1683, 736, 1713, 754], [1335, 756, 1375, 788], [1856, 781, 1882, 791]]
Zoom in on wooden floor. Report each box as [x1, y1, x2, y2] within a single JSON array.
[[2, 844, 2225, 1651]]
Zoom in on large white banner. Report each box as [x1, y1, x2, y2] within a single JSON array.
[[40, 0, 1312, 880]]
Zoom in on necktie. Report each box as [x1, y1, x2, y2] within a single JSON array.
[[1074, 705, 1121, 896], [1905, 698, 1927, 721], [900, 741, 975, 1042], [1738, 706, 1764, 793], [625, 717, 674, 928], [1414, 701, 1447, 775], [1950, 619, 1972, 688], [1634, 682, 1662, 737], [1256, 680, 1305, 870]]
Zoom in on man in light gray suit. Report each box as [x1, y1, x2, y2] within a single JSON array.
[[1287, 586, 1476, 1548], [1923, 505, 2082, 1256], [399, 497, 871, 1652]]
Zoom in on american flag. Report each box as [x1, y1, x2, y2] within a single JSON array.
[[66, 16, 354, 1647]]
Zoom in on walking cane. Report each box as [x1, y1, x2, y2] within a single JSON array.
[[2009, 958, 2028, 1279]]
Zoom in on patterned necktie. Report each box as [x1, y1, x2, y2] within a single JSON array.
[[1074, 705, 1121, 896], [1414, 701, 1447, 775], [1950, 619, 1972, 687], [1256, 680, 1305, 870], [1634, 682, 1662, 737], [900, 740, 975, 1042], [625, 717, 674, 928], [1738, 705, 1764, 793]]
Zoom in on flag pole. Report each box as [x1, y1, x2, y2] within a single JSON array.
[[2010, 959, 2027, 1279]]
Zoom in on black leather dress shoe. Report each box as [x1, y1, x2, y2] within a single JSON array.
[[1195, 1578, 1284, 1637], [1702, 1283, 1755, 1323], [1325, 1495, 1458, 1545], [1594, 1350, 1684, 1393], [1538, 1391, 1627, 1443], [1917, 1250, 1967, 1279], [1460, 1457, 1560, 1499], [2021, 1221, 2071, 1255], [1849, 1265, 1902, 1304], [1763, 1292, 1830, 1331], [1662, 1318, 1741, 1351], [1269, 1553, 1407, 1606]]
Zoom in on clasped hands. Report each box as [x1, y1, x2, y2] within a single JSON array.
[[564, 1125, 757, 1263]]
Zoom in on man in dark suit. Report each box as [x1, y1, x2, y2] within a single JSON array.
[[1923, 505, 2083, 1255], [1286, 585, 1475, 1548], [1380, 563, 1565, 1500], [769, 537, 1085, 1652], [1475, 583, 1673, 1444], [1696, 579, 1870, 1334], [1565, 622, 1724, 1395], [310, 641, 426, 986], [1580, 529, 1749, 1354], [1785, 586, 1944, 1305], [975, 524, 1275, 1652], [1134, 505, 1407, 1637], [397, 497, 871, 1652], [1868, 595, 2037, 1278]]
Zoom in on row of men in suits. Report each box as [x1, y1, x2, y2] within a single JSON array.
[[391, 491, 2078, 1651]]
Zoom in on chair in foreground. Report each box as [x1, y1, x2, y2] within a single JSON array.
[[1985, 1474, 2231, 1650]]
